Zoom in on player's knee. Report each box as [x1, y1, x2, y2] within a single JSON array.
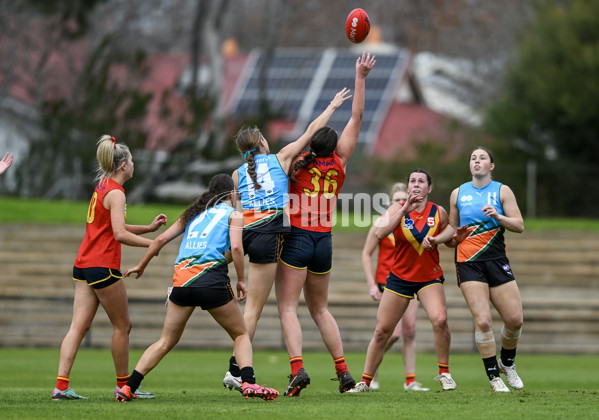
[[430, 314, 448, 332], [307, 306, 328, 321], [277, 304, 298, 318], [244, 310, 262, 324], [373, 327, 392, 344], [70, 323, 91, 338], [158, 336, 178, 352], [402, 325, 416, 342], [113, 319, 132, 335], [501, 325, 522, 340], [504, 315, 523, 331], [474, 318, 493, 333]]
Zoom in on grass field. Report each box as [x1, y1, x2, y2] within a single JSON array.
[[0, 348, 597, 420]]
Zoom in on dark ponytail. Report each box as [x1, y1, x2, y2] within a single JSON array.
[[290, 126, 338, 182], [290, 151, 316, 183], [179, 174, 234, 225]]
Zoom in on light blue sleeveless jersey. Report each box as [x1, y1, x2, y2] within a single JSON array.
[[237, 154, 288, 210], [175, 202, 234, 266], [456, 180, 506, 261]]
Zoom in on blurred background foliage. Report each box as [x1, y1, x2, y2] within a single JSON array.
[[0, 0, 597, 218]]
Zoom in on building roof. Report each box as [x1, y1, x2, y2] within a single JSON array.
[[227, 48, 410, 146], [2, 36, 460, 160], [373, 102, 450, 160]]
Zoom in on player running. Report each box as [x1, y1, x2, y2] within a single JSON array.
[[116, 174, 278, 402]]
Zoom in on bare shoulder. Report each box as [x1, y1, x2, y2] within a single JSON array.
[[500, 184, 516, 195]]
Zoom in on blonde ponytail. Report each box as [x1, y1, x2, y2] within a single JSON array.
[[94, 134, 130, 183]]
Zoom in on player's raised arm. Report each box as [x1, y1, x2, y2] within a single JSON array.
[[336, 51, 376, 167], [277, 88, 351, 174]]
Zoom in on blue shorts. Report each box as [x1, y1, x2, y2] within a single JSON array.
[[456, 258, 516, 287], [384, 272, 445, 299], [279, 227, 332, 274], [73, 266, 122, 289]]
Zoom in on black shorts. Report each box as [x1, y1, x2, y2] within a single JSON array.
[[73, 266, 122, 289], [279, 228, 333, 274], [384, 272, 445, 299], [242, 230, 282, 264], [456, 258, 516, 287], [377, 283, 385, 293], [169, 282, 235, 310], [244, 211, 290, 234]]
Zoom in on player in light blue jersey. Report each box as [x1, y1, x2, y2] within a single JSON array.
[[116, 174, 278, 402], [222, 88, 352, 390], [427, 146, 525, 393]]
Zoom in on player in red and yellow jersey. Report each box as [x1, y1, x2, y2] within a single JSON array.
[[276, 52, 376, 396], [223, 89, 351, 391], [349, 170, 456, 393], [361, 183, 428, 391], [53, 135, 167, 401]]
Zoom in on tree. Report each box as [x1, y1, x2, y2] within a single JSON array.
[[1, 1, 153, 198], [485, 0, 599, 217]]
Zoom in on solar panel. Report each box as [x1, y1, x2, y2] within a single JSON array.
[[230, 48, 407, 145]]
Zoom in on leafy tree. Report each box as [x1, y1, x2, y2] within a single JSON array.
[[364, 124, 502, 212], [485, 0, 599, 217]]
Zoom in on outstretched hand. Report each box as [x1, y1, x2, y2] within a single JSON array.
[[330, 87, 352, 110], [356, 51, 376, 79], [0, 152, 13, 175]]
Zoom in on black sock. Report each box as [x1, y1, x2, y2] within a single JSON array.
[[482, 356, 500, 380], [128, 370, 144, 393], [240, 366, 256, 385], [229, 356, 241, 377], [500, 347, 517, 367]]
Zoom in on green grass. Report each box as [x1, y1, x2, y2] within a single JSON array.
[[0, 197, 186, 226], [0, 348, 597, 419], [1, 197, 598, 231]]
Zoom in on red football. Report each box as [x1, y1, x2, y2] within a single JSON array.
[[345, 8, 370, 44]]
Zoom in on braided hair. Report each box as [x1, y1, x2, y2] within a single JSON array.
[[290, 126, 338, 182], [235, 126, 262, 190], [179, 174, 234, 226]]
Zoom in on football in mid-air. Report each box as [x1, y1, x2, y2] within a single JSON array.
[[345, 8, 370, 44]]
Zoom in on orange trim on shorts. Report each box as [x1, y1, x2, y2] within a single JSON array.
[[242, 209, 283, 228]]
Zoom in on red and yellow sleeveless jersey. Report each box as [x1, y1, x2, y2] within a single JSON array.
[[390, 201, 444, 282], [375, 233, 395, 285], [288, 152, 346, 232], [74, 178, 124, 269]]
